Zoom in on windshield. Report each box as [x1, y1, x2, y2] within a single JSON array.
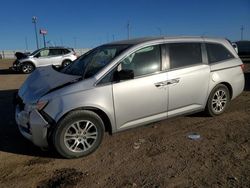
[[60, 44, 131, 77], [30, 49, 40, 56]]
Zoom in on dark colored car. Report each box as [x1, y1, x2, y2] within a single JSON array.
[[236, 41, 250, 62]]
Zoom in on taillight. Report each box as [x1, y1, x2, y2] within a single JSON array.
[[75, 53, 79, 58], [73, 52, 78, 58], [240, 64, 245, 71]]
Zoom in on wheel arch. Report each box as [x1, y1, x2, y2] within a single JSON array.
[[205, 81, 233, 116], [217, 82, 233, 99], [62, 59, 72, 64], [62, 59, 72, 62], [22, 61, 36, 68], [55, 107, 113, 135]]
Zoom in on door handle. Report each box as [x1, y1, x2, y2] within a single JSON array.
[[167, 78, 180, 85], [155, 78, 180, 87], [154, 82, 165, 87]]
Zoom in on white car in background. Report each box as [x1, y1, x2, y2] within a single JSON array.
[[11, 47, 77, 73]]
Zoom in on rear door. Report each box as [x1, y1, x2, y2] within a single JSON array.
[[166, 42, 210, 117], [47, 49, 64, 66]]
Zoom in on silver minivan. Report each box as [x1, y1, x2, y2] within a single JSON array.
[[15, 37, 245, 158]]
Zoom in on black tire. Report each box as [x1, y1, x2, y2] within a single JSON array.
[[62, 60, 72, 67], [21, 62, 35, 74], [205, 84, 230, 116], [53, 110, 104, 158]]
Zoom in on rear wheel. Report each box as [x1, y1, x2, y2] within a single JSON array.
[[62, 60, 72, 67], [21, 62, 35, 74], [205, 84, 230, 116], [53, 110, 104, 158]]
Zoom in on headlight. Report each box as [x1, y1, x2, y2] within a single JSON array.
[[26, 100, 48, 111], [36, 100, 49, 110]]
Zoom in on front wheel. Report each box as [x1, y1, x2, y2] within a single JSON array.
[[21, 62, 35, 74], [205, 84, 230, 116], [53, 110, 104, 158]]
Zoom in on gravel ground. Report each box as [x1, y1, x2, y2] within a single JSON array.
[[0, 59, 249, 188]]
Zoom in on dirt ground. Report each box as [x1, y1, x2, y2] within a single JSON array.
[[0, 59, 249, 188]]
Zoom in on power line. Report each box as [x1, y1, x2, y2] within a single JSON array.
[[157, 27, 162, 36]]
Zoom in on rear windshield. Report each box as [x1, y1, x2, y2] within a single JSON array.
[[206, 43, 234, 63], [60, 44, 131, 77]]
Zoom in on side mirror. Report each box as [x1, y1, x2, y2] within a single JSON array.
[[114, 69, 134, 82]]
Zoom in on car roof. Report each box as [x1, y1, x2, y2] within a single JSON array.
[[39, 46, 73, 50], [107, 36, 227, 45]]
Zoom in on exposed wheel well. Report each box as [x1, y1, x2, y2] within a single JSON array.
[[47, 107, 113, 146], [89, 108, 112, 134], [63, 59, 72, 62], [22, 61, 36, 68], [57, 107, 113, 134], [219, 82, 233, 99]]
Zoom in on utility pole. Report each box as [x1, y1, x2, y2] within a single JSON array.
[[32, 16, 39, 49], [40, 29, 47, 47], [240, 25, 244, 40], [25, 37, 28, 51], [127, 21, 130, 39], [157, 27, 162, 36], [42, 33, 46, 47], [60, 38, 64, 46]]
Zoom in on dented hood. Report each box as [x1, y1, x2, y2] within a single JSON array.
[[18, 66, 81, 103], [15, 52, 29, 60]]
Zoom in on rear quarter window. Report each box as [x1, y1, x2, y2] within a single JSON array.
[[63, 49, 71, 54], [49, 49, 63, 55], [206, 43, 234, 63]]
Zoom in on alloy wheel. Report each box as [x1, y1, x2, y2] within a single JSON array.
[[22, 64, 33, 73], [211, 89, 227, 113], [64, 120, 98, 153]]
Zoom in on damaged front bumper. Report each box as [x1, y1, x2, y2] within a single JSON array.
[[10, 60, 22, 71], [15, 105, 49, 148]]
